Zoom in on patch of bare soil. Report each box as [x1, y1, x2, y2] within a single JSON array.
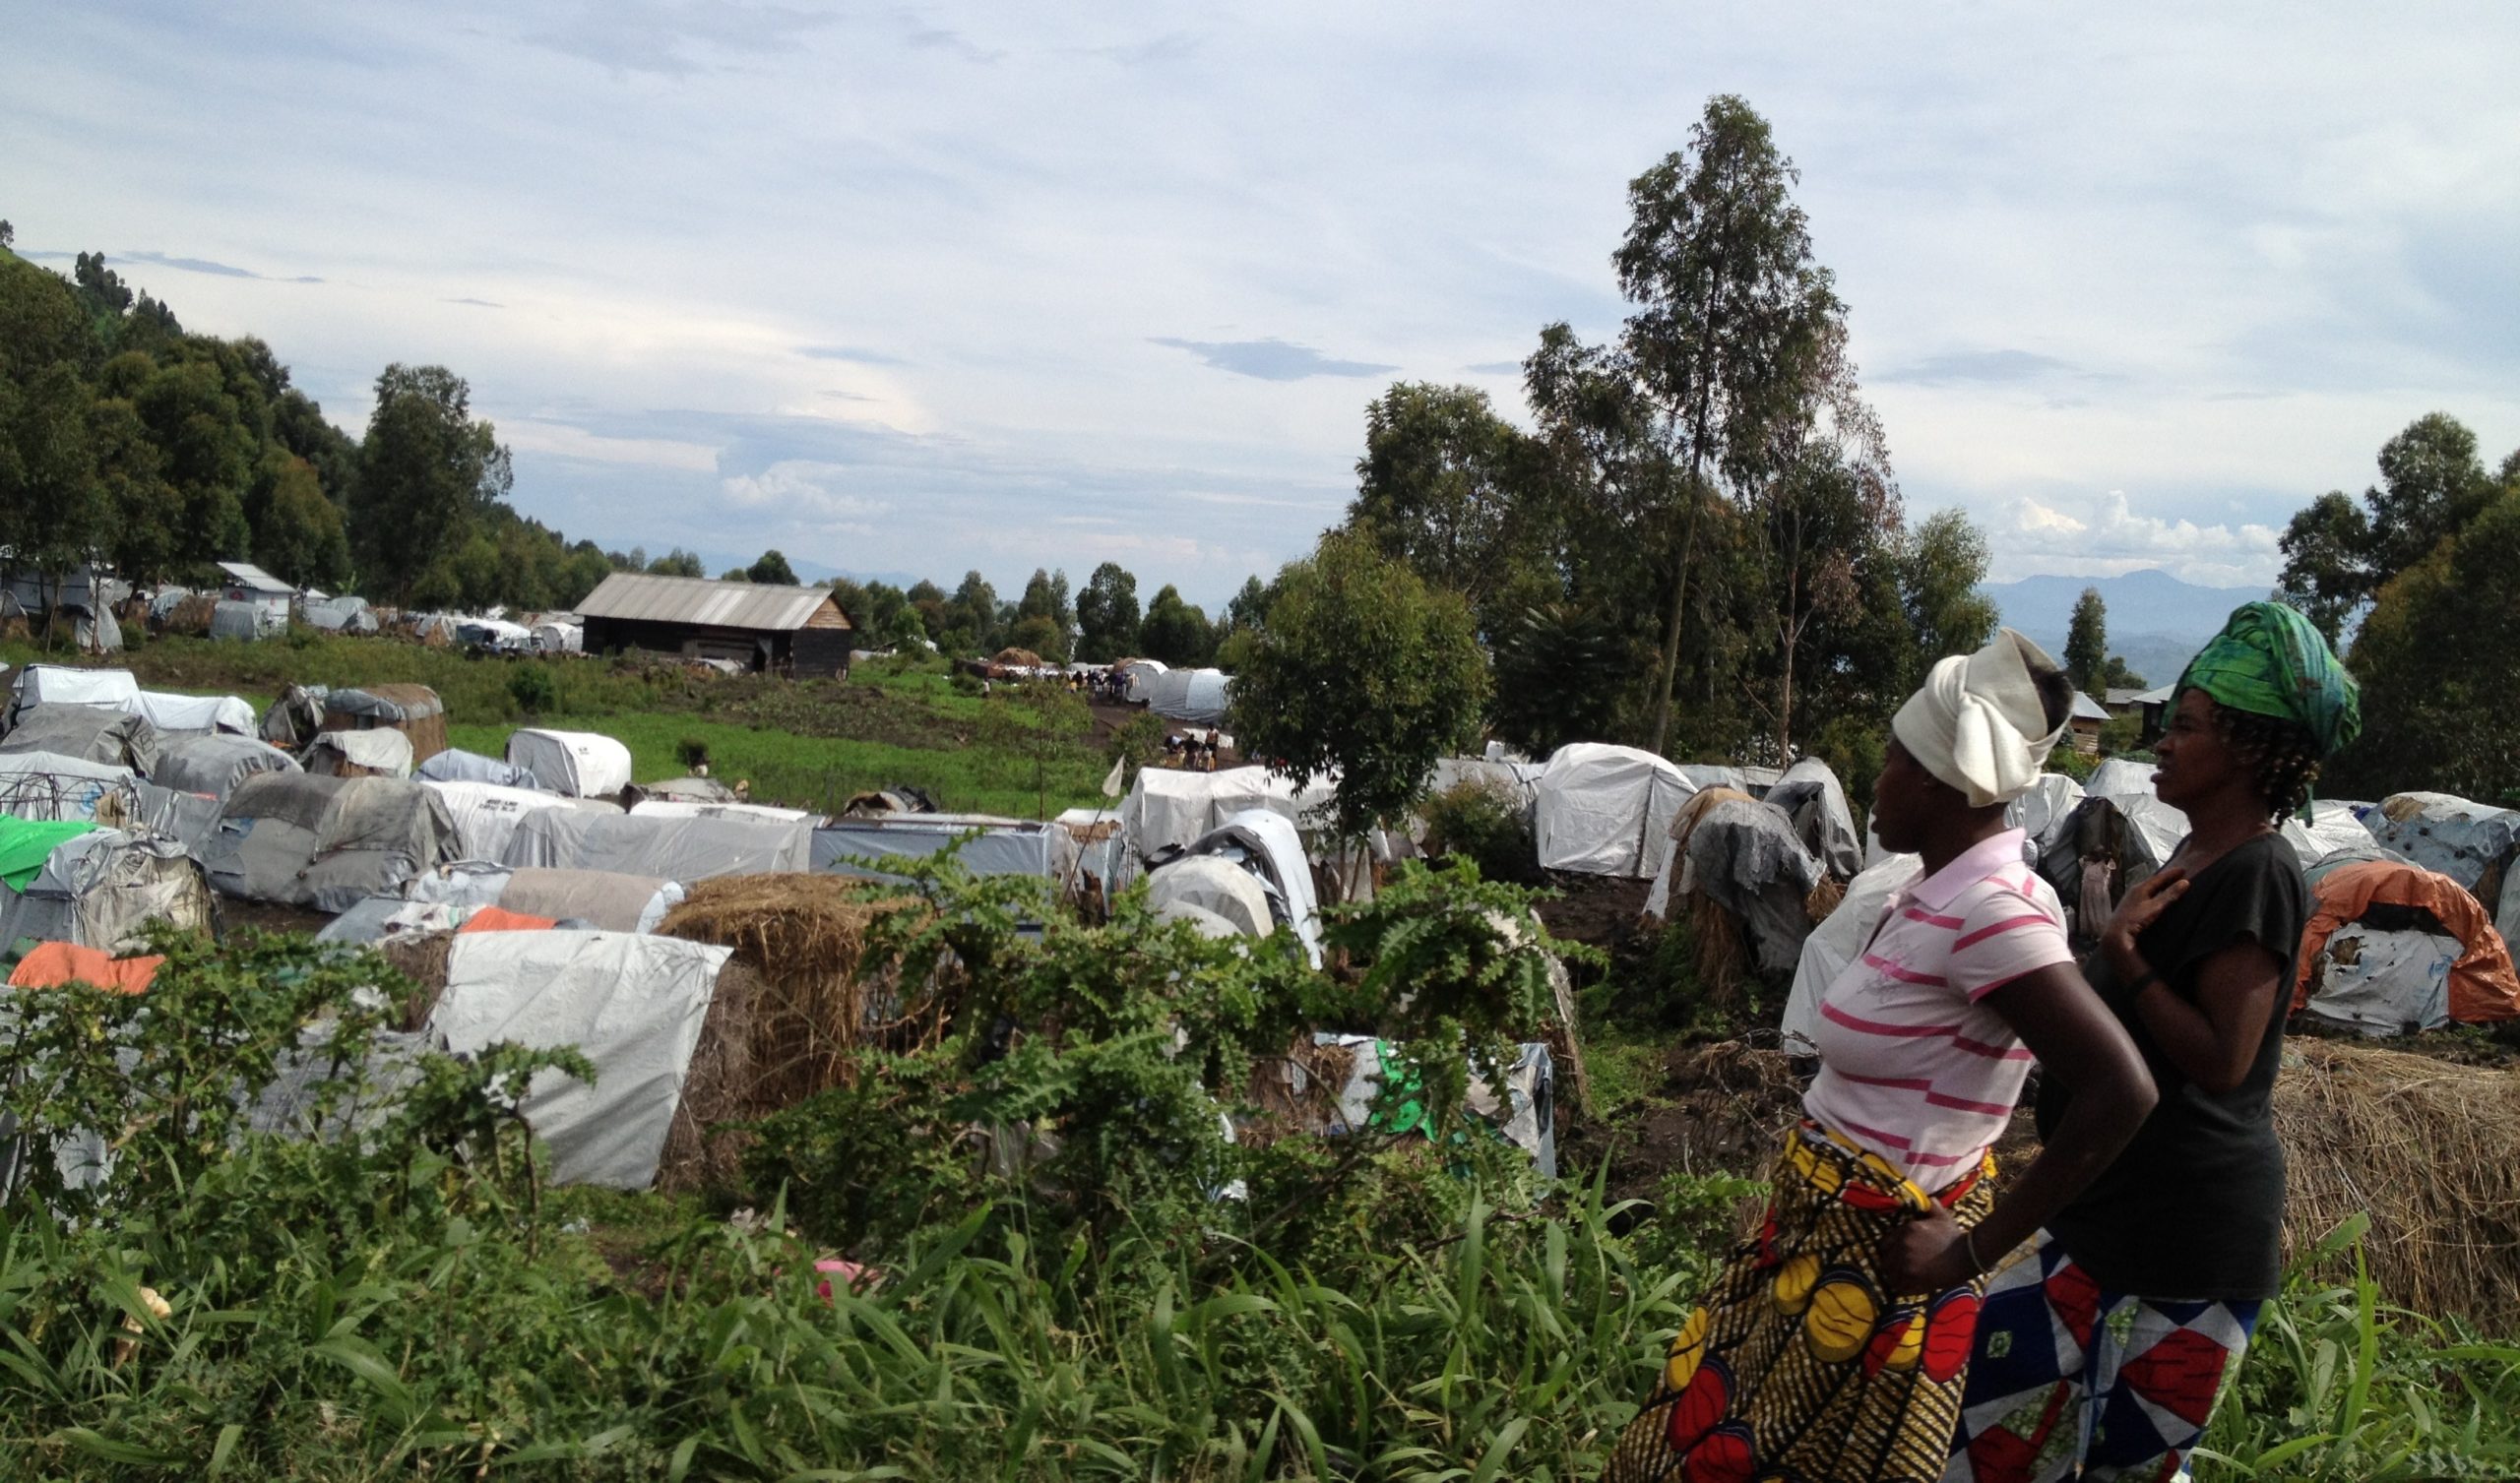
[[213, 896, 335, 940], [1533, 873, 1652, 955]]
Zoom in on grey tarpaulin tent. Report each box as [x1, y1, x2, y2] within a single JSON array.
[[1643, 791, 1824, 976], [261, 685, 331, 749], [2365, 792, 2520, 903], [1534, 743, 1705, 879], [0, 829, 213, 956], [204, 772, 461, 911], [428, 930, 731, 1188], [150, 733, 300, 806], [416, 748, 545, 790], [2037, 765, 2190, 942], [1765, 757, 1862, 879], [498, 808, 811, 883], [304, 729, 415, 779], [0, 704, 159, 773], [0, 752, 140, 824], [401, 863, 684, 934], [812, 814, 1068, 884], [1174, 808, 1324, 967]]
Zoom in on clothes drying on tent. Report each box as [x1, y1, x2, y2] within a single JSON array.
[[428, 930, 731, 1188], [0, 752, 140, 824], [2292, 859, 2520, 1030], [1764, 757, 1862, 879], [415, 748, 545, 790], [1309, 1033, 1557, 1177], [1533, 742, 1702, 879], [6, 665, 142, 729], [1783, 852, 1924, 1055], [130, 691, 255, 738], [204, 772, 461, 912], [319, 685, 448, 764], [506, 728, 633, 798], [498, 808, 811, 883], [0, 829, 213, 957], [423, 780, 580, 861], [149, 734, 299, 805], [304, 729, 415, 779], [0, 704, 159, 773]]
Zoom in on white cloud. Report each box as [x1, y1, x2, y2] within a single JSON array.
[[501, 418, 721, 472], [1994, 490, 2282, 586], [719, 462, 894, 521]]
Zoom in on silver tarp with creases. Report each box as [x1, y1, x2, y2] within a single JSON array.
[[1667, 794, 1824, 976], [498, 807, 811, 883], [0, 704, 159, 773], [0, 751, 139, 823], [0, 828, 213, 955], [150, 733, 301, 805], [416, 748, 545, 790], [399, 862, 683, 934], [1765, 757, 1863, 879], [2366, 792, 2520, 900]]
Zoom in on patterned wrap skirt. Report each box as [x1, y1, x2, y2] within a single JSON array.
[[1609, 1124, 1997, 1483]]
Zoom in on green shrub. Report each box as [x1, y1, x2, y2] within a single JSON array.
[[674, 735, 710, 772], [504, 660, 559, 715], [1419, 778, 1542, 885]]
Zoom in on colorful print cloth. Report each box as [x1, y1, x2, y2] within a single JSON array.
[[1608, 1124, 1996, 1483], [1944, 1230, 2258, 1483]]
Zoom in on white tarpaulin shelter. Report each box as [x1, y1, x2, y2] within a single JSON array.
[[149, 734, 299, 805], [1147, 856, 1276, 938], [1534, 743, 1702, 878], [131, 691, 256, 738], [0, 752, 139, 823], [499, 808, 812, 882], [305, 729, 415, 779], [2005, 774, 2087, 863], [1783, 852, 1923, 1054], [506, 729, 633, 798], [1144, 668, 1230, 725], [1120, 766, 1316, 858], [631, 798, 814, 825], [531, 621, 583, 654], [6, 666, 141, 728], [2366, 793, 2520, 898], [1179, 808, 1324, 966], [2299, 923, 2459, 1037], [402, 863, 683, 934], [415, 748, 545, 790], [430, 931, 731, 1188], [2282, 807, 2382, 872], [424, 780, 580, 861], [1117, 658, 1168, 704]]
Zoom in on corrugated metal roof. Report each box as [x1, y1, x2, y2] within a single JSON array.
[[2070, 691, 2111, 723], [576, 573, 840, 632], [218, 561, 293, 593]]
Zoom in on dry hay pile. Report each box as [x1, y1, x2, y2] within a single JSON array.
[[161, 593, 217, 637], [2274, 1037, 2520, 1326], [656, 959, 762, 1193], [377, 930, 456, 1028], [657, 875, 936, 1186], [1241, 1036, 1363, 1144]]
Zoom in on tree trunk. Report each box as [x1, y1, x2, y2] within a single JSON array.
[[1646, 485, 1702, 758]]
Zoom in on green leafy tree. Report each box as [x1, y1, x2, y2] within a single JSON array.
[[352, 364, 510, 603], [1138, 584, 1214, 666], [2334, 485, 2520, 801], [88, 393, 180, 592], [2101, 655, 2146, 691], [647, 547, 705, 578], [746, 548, 799, 585], [2, 364, 102, 632], [2275, 490, 2372, 645], [2275, 413, 2510, 642], [1228, 529, 1490, 840], [1075, 561, 1141, 661], [1900, 508, 1999, 681], [130, 356, 254, 571], [248, 451, 350, 589], [1225, 574, 1272, 632], [950, 570, 1001, 654], [1346, 383, 1545, 616], [2063, 587, 2108, 695], [1490, 601, 1627, 759]]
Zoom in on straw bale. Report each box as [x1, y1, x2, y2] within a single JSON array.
[[2272, 1036, 2520, 1326], [657, 959, 762, 1193], [658, 873, 937, 1121], [376, 930, 455, 1029], [162, 593, 217, 637]]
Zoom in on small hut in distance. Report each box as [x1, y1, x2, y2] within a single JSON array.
[[576, 574, 853, 677]]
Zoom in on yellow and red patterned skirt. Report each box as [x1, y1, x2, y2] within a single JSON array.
[[1608, 1123, 1996, 1483]]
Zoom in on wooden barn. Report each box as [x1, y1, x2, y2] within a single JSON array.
[[576, 574, 853, 677]]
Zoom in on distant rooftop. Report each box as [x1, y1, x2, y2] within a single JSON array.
[[2070, 691, 2111, 723], [217, 561, 293, 593], [577, 573, 847, 632]]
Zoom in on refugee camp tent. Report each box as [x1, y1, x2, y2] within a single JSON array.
[[2006, 774, 2087, 863], [300, 594, 378, 634], [6, 665, 141, 729], [811, 813, 1070, 885], [415, 748, 545, 790], [1533, 743, 1703, 878], [423, 780, 580, 861], [1144, 668, 1230, 725], [429, 930, 731, 1188], [319, 686, 448, 765], [2364, 794, 2520, 911], [131, 691, 256, 739], [1428, 757, 1545, 813], [0, 753, 140, 824], [1175, 808, 1324, 967], [1147, 856, 1276, 938], [204, 772, 461, 911], [0, 817, 96, 896], [259, 685, 330, 749], [398, 864, 685, 934], [506, 729, 633, 798], [455, 617, 535, 654], [0, 704, 159, 773], [1116, 658, 1168, 704], [1784, 852, 1925, 1054], [0, 828, 213, 956], [2293, 859, 2520, 1035], [531, 620, 583, 654], [1765, 758, 1863, 879], [2036, 764, 2189, 941], [1120, 766, 1314, 859], [303, 729, 415, 779], [498, 808, 811, 883], [132, 782, 221, 856], [635, 775, 737, 805], [632, 799, 814, 825], [2282, 806, 2384, 872], [149, 734, 299, 806], [209, 600, 272, 642], [1642, 789, 1825, 976]]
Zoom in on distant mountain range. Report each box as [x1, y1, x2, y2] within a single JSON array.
[[1978, 569, 2273, 693]]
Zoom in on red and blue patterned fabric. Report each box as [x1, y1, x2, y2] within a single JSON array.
[[1944, 1230, 2258, 1483]]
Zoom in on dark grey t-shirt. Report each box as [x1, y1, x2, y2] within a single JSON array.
[[2036, 831, 2306, 1301]]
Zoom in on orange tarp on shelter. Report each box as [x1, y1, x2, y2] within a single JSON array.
[[456, 905, 558, 934], [2294, 860, 2520, 1024], [9, 942, 163, 995]]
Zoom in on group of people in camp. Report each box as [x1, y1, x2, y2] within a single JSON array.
[[1612, 602, 2356, 1483], [1163, 729, 1223, 771]]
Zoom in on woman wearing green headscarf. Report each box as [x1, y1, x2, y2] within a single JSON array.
[[1945, 601, 2359, 1483]]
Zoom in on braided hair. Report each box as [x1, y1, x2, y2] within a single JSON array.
[[2205, 699, 2322, 822]]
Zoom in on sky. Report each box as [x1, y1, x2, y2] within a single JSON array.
[[8, 3, 2518, 608]]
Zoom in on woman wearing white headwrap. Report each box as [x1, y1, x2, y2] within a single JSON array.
[[1612, 632, 2162, 1483]]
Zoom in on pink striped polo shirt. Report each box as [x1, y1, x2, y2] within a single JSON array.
[[1801, 828, 2071, 1185]]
